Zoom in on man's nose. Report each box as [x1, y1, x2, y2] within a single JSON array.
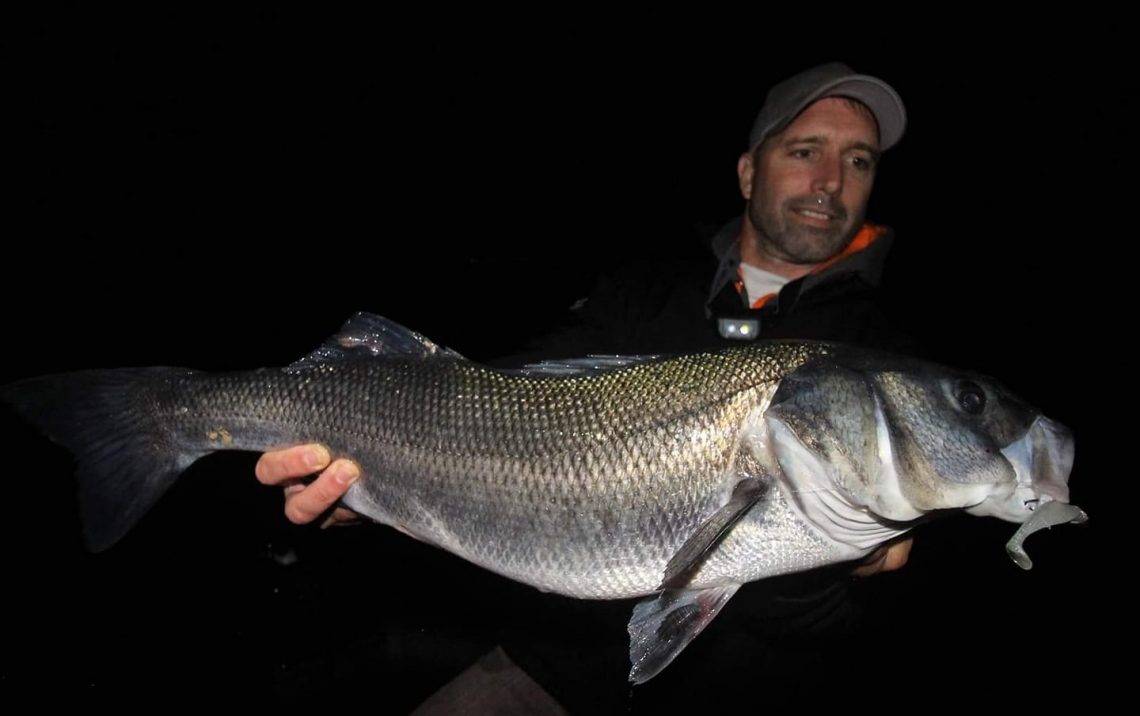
[[810, 158, 842, 195]]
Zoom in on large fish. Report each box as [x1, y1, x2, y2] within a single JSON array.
[[0, 312, 1085, 682]]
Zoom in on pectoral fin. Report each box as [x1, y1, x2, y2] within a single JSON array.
[[627, 584, 741, 684], [627, 474, 765, 683], [659, 477, 767, 590]]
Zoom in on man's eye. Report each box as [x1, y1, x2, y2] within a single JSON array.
[[790, 148, 815, 159], [849, 156, 875, 171]]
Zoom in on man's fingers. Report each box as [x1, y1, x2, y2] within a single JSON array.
[[319, 508, 363, 529], [880, 537, 913, 572], [255, 445, 362, 526], [282, 459, 361, 525], [255, 444, 331, 485], [852, 537, 914, 577]]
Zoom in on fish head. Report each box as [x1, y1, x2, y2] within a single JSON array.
[[765, 349, 1076, 531], [869, 368, 1074, 523]]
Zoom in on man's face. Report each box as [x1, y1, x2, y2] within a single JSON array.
[[739, 97, 880, 266]]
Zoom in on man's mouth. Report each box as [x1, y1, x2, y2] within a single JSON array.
[[796, 208, 834, 221], [792, 207, 838, 225]]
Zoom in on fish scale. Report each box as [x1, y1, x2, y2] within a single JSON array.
[[145, 346, 816, 599], [1, 312, 1081, 683]]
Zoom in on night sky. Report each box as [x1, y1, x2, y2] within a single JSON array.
[[3, 8, 1122, 709]]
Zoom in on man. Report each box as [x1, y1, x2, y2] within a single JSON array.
[[259, 62, 912, 567], [257, 62, 914, 707]]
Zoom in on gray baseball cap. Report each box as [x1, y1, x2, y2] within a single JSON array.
[[748, 62, 907, 152]]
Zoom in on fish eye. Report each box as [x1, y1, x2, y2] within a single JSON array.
[[955, 380, 986, 415]]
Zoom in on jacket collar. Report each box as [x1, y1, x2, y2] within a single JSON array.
[[706, 216, 895, 315]]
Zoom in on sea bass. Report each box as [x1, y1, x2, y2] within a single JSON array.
[[0, 312, 1085, 682]]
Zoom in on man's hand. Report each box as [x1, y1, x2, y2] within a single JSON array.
[[255, 444, 361, 527], [851, 538, 913, 577]]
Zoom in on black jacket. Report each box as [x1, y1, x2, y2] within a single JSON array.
[[510, 217, 917, 364]]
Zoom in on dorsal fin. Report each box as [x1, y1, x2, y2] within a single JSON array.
[[288, 312, 465, 370]]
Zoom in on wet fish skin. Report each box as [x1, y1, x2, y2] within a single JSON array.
[[0, 312, 1082, 682], [5, 338, 822, 596]]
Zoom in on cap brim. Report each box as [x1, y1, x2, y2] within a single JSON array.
[[812, 75, 907, 151]]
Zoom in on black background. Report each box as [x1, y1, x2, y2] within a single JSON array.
[[2, 7, 1121, 710]]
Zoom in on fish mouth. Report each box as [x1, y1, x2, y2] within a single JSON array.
[[1013, 415, 1075, 506], [999, 417, 1086, 570], [970, 416, 1076, 521]]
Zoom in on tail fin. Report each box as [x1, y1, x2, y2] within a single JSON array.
[[2, 368, 196, 551]]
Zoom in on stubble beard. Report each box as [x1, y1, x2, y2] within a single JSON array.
[[749, 196, 862, 265]]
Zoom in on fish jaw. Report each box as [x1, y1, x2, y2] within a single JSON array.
[[969, 416, 1076, 523]]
